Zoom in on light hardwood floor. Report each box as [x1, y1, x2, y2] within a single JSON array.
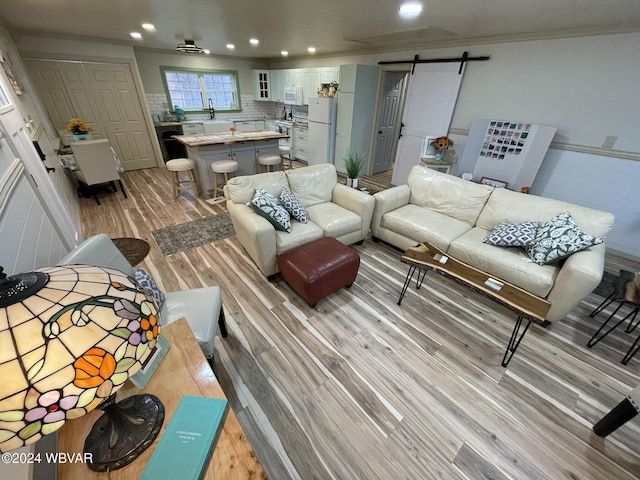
[[79, 166, 640, 479]]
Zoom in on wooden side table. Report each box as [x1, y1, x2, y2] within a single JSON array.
[[58, 318, 266, 479], [420, 157, 452, 174]]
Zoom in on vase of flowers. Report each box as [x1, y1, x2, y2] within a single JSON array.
[[67, 118, 92, 141], [431, 136, 453, 161]]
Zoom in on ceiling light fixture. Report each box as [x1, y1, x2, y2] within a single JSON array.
[[130, 32, 142, 39], [281, 51, 289, 57], [226, 43, 235, 49], [399, 2, 423, 17], [176, 39, 206, 54], [308, 47, 316, 54], [203, 49, 210, 54], [250, 38, 259, 45], [141, 23, 155, 31]]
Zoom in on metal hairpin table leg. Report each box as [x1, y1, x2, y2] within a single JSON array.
[[398, 265, 417, 305], [502, 315, 532, 367]]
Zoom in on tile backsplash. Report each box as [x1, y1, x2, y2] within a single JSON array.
[[145, 93, 306, 121]]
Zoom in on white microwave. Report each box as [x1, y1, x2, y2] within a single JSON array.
[[283, 86, 304, 105]]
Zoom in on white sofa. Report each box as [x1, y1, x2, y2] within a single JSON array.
[[371, 166, 615, 322], [224, 164, 375, 277]]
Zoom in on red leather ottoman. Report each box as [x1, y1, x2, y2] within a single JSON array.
[[277, 237, 360, 307]]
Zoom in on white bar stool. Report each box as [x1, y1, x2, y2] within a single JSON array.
[[211, 160, 239, 197], [166, 158, 199, 199], [279, 145, 293, 170], [257, 153, 282, 173]]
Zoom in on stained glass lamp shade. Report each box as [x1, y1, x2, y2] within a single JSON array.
[[0, 264, 164, 471]]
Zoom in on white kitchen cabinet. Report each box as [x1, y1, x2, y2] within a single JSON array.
[[181, 122, 205, 135], [230, 142, 257, 175], [303, 68, 322, 104], [187, 143, 231, 193], [283, 69, 303, 88], [293, 125, 309, 162], [321, 67, 339, 84], [270, 70, 284, 103], [334, 64, 379, 175], [234, 120, 265, 131], [252, 69, 271, 101]]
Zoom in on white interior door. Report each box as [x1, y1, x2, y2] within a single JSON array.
[[84, 63, 156, 170], [0, 93, 79, 251], [372, 71, 406, 174], [391, 63, 465, 185]]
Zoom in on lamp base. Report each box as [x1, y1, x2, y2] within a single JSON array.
[[84, 393, 164, 472]]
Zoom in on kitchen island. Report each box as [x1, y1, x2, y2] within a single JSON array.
[[175, 131, 289, 195]]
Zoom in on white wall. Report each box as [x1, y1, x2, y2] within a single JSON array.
[[272, 33, 640, 257], [13, 32, 640, 257]]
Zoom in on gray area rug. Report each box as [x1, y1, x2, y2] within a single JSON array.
[[152, 213, 235, 256]]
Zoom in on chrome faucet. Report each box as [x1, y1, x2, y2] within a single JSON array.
[[208, 98, 215, 119]]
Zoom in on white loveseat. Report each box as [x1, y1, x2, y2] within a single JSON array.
[[371, 166, 615, 322], [224, 164, 375, 277]]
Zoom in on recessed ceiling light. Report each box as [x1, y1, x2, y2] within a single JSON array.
[[141, 23, 155, 31], [281, 51, 289, 57], [250, 38, 259, 45], [399, 2, 422, 17], [130, 32, 142, 39], [226, 43, 235, 49], [308, 47, 316, 54], [203, 49, 210, 54]]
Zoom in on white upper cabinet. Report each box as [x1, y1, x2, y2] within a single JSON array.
[[252, 69, 271, 101], [270, 70, 284, 103], [302, 68, 321, 104], [321, 67, 339, 84]]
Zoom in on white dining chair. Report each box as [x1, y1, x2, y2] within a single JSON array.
[[70, 139, 127, 204]]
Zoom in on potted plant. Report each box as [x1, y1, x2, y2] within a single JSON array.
[[67, 118, 92, 141], [343, 149, 365, 188]]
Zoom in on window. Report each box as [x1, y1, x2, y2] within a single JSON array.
[[161, 67, 241, 112]]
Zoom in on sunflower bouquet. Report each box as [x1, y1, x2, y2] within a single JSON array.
[[66, 118, 92, 134], [430, 136, 454, 151]]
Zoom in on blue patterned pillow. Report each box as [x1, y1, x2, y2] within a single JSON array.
[[134, 267, 165, 310], [250, 188, 292, 232], [279, 187, 307, 223]]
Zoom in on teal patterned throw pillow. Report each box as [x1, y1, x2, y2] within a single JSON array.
[[250, 188, 292, 232], [526, 212, 603, 265], [279, 187, 307, 223]]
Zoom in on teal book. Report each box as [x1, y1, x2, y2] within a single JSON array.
[[140, 395, 229, 480]]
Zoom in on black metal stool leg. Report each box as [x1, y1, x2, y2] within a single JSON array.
[[623, 307, 639, 333], [589, 291, 616, 318], [588, 305, 635, 348]]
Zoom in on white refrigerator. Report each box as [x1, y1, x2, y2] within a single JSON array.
[[307, 97, 337, 165]]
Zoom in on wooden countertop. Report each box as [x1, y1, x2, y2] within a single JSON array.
[[175, 130, 289, 147], [57, 318, 266, 480]]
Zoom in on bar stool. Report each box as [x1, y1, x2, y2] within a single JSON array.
[[257, 153, 281, 173], [166, 158, 199, 200], [588, 272, 640, 364], [211, 160, 239, 197], [280, 145, 293, 170]]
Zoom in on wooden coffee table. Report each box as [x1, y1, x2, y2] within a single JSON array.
[[398, 242, 551, 367]]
